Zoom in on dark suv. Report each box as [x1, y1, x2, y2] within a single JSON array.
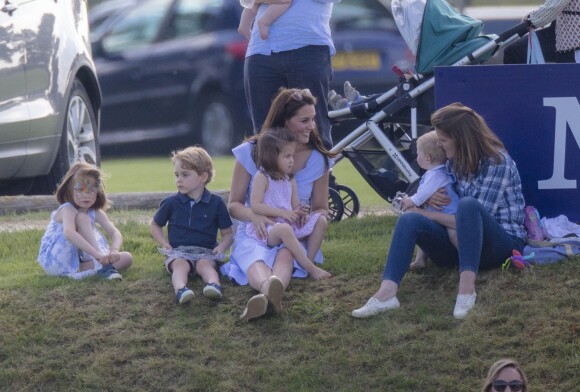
[[0, 0, 101, 195]]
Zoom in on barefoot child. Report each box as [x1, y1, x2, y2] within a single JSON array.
[[37, 163, 133, 280], [400, 131, 459, 269], [246, 127, 330, 280], [238, 0, 292, 40], [150, 146, 233, 304]]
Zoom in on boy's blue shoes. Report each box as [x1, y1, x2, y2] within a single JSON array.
[[97, 265, 122, 281], [202, 283, 223, 299], [176, 287, 195, 304]]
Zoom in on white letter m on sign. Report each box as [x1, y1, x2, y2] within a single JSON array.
[[538, 97, 580, 190]]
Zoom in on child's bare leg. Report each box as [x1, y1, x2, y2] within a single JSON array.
[[409, 246, 428, 270], [257, 18, 271, 40], [268, 223, 330, 280], [257, 3, 291, 40], [113, 252, 133, 271], [170, 258, 191, 294], [238, 7, 256, 40], [447, 228, 458, 248], [75, 212, 100, 270], [195, 258, 219, 285], [75, 212, 99, 247], [305, 215, 327, 261]]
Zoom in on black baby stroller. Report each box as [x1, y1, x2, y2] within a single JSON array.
[[326, 0, 530, 221]]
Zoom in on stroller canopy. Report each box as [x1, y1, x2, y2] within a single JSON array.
[[392, 0, 492, 74]]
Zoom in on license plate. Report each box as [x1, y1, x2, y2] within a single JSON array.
[[332, 51, 381, 71]]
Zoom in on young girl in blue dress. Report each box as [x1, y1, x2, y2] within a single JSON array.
[[37, 162, 133, 280], [246, 127, 329, 280]]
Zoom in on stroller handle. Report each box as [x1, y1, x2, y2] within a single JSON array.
[[497, 21, 530, 43]]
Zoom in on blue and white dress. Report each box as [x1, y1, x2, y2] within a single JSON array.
[[220, 142, 331, 285], [37, 203, 108, 279]]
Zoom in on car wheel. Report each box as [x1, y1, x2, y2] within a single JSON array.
[[196, 92, 235, 156], [31, 79, 100, 194]]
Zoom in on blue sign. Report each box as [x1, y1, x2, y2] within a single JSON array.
[[435, 64, 580, 221]]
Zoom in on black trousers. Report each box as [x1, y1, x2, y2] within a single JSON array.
[[503, 22, 575, 64]]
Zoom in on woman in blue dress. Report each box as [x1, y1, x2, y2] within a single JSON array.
[[221, 87, 335, 321]]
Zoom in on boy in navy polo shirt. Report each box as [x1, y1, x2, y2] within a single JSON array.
[[150, 146, 233, 304]]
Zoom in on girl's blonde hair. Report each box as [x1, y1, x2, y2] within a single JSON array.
[[481, 359, 528, 392], [171, 146, 215, 184], [417, 130, 447, 164], [55, 162, 109, 210], [431, 102, 505, 180], [256, 127, 296, 181]]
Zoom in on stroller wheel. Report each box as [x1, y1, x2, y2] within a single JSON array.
[[334, 184, 360, 219], [328, 187, 344, 223]]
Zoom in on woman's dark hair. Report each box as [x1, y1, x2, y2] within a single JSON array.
[[256, 127, 296, 180], [248, 87, 335, 166], [431, 102, 505, 180]]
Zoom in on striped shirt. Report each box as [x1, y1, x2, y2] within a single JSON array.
[[447, 151, 527, 240]]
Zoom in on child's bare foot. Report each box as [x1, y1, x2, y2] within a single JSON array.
[[310, 266, 331, 280], [257, 19, 270, 39], [409, 257, 428, 271]]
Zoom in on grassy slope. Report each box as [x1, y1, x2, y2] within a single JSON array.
[[1, 214, 578, 391]]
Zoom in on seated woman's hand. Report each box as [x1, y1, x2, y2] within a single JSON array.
[[251, 212, 275, 240], [426, 187, 451, 210]]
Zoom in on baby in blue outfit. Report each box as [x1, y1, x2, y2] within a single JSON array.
[[400, 130, 459, 270]]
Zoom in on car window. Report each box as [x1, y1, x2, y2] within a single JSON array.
[[163, 0, 225, 40], [101, 0, 173, 54], [333, 0, 397, 31]]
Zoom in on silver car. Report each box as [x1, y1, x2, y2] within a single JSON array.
[[0, 0, 101, 195]]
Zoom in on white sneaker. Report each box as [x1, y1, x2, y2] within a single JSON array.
[[453, 292, 477, 320], [351, 296, 400, 319]]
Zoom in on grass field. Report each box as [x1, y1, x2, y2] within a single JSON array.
[[1, 157, 578, 390], [2, 1, 574, 388], [1, 211, 579, 391], [100, 155, 388, 213]]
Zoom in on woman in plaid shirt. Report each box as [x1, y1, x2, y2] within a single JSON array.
[[352, 103, 526, 320]]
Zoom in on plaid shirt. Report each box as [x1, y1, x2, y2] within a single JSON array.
[[447, 151, 527, 240]]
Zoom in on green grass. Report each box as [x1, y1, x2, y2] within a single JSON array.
[[101, 155, 388, 212], [1, 213, 579, 391]]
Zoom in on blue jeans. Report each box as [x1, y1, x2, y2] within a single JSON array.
[[382, 197, 525, 285], [244, 45, 334, 149]]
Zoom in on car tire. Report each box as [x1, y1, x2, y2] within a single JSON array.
[[195, 92, 236, 156], [31, 79, 100, 194]]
